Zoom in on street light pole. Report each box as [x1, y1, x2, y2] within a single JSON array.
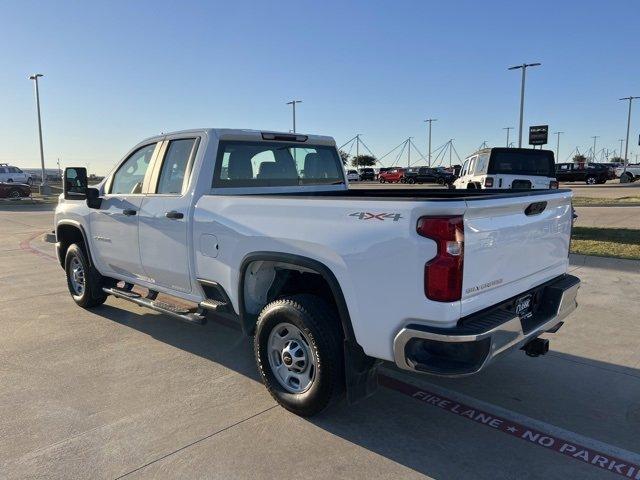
[[620, 96, 638, 173], [286, 100, 302, 133], [503, 127, 513, 147], [508, 63, 541, 148], [553, 131, 563, 161], [424, 118, 436, 167], [28, 73, 50, 195], [591, 136, 599, 162], [618, 139, 624, 160]]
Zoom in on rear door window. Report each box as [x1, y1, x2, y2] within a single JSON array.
[[156, 138, 197, 194]]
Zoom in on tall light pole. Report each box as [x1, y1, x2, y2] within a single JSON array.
[[503, 127, 513, 147], [591, 136, 599, 162], [554, 131, 563, 161], [508, 62, 541, 148], [424, 118, 436, 167], [28, 73, 50, 195], [286, 100, 302, 133], [618, 139, 625, 159], [620, 96, 638, 173]]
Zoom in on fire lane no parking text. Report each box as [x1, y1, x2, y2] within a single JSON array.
[[379, 374, 640, 479]]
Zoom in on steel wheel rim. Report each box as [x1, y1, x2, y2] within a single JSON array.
[[267, 322, 317, 394], [69, 256, 85, 296]]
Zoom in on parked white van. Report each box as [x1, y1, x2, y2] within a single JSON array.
[[453, 148, 557, 190]]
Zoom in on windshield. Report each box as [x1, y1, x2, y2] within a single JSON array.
[[213, 141, 344, 187], [488, 150, 555, 176]]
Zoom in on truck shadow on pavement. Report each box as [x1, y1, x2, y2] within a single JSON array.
[[92, 302, 640, 479]]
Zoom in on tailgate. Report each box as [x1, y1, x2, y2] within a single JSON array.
[[461, 191, 573, 316]]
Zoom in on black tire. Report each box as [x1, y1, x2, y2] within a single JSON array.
[[620, 173, 633, 183], [254, 294, 344, 417], [8, 188, 22, 198], [437, 178, 444, 185], [407, 178, 415, 184], [379, 178, 385, 183], [585, 176, 597, 185], [64, 243, 108, 308]]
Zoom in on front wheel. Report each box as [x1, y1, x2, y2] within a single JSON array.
[[254, 295, 344, 417], [64, 243, 107, 308], [586, 176, 597, 185]]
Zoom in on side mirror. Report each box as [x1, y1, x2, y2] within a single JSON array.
[[64, 167, 88, 200]]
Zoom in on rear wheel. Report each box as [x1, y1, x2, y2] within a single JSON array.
[[64, 243, 107, 308], [8, 188, 22, 198], [620, 172, 634, 183], [254, 294, 344, 417], [379, 178, 385, 183]]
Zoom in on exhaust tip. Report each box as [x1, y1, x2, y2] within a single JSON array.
[[522, 338, 549, 357]]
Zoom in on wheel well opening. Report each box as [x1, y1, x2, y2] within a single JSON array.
[[243, 260, 343, 336], [56, 225, 86, 266]]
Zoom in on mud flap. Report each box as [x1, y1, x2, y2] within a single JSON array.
[[344, 341, 380, 404]]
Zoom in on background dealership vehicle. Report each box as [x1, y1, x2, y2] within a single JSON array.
[[453, 148, 557, 190], [55, 129, 580, 416], [346, 170, 359, 182], [357, 167, 375, 181], [615, 164, 640, 183], [0, 181, 31, 198], [378, 167, 405, 183], [404, 166, 455, 185], [0, 164, 32, 185], [555, 162, 610, 184]]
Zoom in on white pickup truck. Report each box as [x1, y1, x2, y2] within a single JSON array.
[[55, 128, 580, 416]]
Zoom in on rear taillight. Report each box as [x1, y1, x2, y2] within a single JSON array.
[[417, 216, 464, 302], [484, 177, 494, 188], [549, 180, 559, 189]]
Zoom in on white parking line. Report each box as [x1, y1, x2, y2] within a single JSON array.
[[380, 371, 640, 479]]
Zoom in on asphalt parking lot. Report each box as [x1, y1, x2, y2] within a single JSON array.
[[1, 205, 639, 479]]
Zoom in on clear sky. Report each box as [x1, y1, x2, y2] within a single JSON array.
[[1, 0, 638, 174]]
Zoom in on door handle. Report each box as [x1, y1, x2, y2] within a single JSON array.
[[165, 210, 184, 220], [122, 209, 137, 216]]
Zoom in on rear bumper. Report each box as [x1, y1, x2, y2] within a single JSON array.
[[393, 274, 580, 377]]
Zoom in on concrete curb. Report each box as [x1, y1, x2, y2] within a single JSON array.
[[569, 253, 640, 272]]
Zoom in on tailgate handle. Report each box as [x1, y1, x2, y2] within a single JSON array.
[[525, 201, 547, 216]]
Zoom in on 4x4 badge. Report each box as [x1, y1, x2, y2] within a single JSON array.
[[349, 212, 403, 221]]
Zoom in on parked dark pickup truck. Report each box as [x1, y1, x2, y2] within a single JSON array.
[[555, 163, 610, 184]]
